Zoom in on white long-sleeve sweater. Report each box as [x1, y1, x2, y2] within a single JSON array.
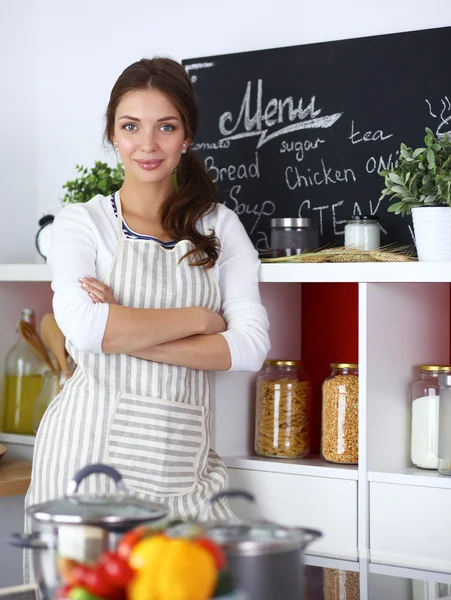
[[48, 194, 270, 372]]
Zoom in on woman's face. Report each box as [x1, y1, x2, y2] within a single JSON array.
[[113, 88, 189, 185]]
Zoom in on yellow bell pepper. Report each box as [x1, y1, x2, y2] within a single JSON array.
[[127, 534, 218, 600], [128, 534, 170, 600]]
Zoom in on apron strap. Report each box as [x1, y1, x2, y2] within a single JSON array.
[[113, 191, 125, 240]]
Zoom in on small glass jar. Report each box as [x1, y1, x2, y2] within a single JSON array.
[[411, 366, 451, 469], [255, 360, 312, 459], [344, 215, 380, 250], [270, 218, 319, 256], [438, 373, 451, 475], [321, 363, 359, 464]]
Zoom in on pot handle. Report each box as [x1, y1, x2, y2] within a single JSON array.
[[66, 463, 127, 496], [296, 526, 323, 548], [7, 532, 48, 550], [210, 489, 256, 505]]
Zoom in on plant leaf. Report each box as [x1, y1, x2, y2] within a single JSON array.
[[389, 173, 404, 185]]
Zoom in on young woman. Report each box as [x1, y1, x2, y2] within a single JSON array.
[[25, 56, 270, 558]]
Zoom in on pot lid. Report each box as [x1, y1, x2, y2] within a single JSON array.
[[204, 521, 317, 556], [27, 493, 168, 527], [26, 463, 168, 527], [200, 490, 321, 556]]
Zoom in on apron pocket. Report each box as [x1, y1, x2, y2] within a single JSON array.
[[107, 391, 206, 497]]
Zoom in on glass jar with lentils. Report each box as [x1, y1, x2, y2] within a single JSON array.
[[321, 363, 359, 464]]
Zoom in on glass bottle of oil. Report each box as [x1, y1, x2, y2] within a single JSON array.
[[1, 309, 44, 435]]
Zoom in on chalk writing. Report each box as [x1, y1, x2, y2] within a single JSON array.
[[285, 159, 356, 190], [426, 96, 451, 138], [192, 140, 230, 151], [218, 79, 342, 149], [205, 153, 260, 183], [225, 185, 276, 234], [365, 151, 399, 174], [349, 120, 393, 144], [280, 138, 325, 162], [298, 198, 388, 237]]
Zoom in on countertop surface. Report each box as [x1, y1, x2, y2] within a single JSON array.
[[2, 561, 451, 599], [0, 457, 32, 497]]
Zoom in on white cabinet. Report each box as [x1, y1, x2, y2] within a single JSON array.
[[2, 263, 451, 572], [370, 481, 451, 572], [228, 467, 358, 561]]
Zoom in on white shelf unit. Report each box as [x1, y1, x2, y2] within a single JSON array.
[[3, 263, 451, 573], [1, 261, 451, 283]]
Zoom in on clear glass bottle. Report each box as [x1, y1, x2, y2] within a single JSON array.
[[255, 360, 312, 458], [411, 366, 451, 470], [438, 373, 451, 475], [1, 309, 44, 435], [321, 363, 359, 464], [33, 369, 65, 433]]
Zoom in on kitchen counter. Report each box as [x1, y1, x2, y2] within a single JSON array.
[[0, 457, 32, 497], [2, 560, 451, 599]]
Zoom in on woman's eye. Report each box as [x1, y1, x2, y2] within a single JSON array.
[[123, 123, 137, 132], [160, 123, 175, 132]]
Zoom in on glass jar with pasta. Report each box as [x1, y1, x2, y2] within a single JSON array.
[[321, 363, 359, 464], [255, 360, 312, 459]]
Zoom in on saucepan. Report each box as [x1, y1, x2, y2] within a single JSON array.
[[203, 490, 322, 600], [8, 464, 169, 599]]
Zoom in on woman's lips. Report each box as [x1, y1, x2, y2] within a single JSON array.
[[135, 159, 163, 170]]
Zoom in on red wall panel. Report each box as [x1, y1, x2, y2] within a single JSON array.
[[301, 283, 359, 454]]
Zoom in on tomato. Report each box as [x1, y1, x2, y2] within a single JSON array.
[[97, 551, 135, 586], [195, 538, 227, 570], [71, 565, 120, 599], [116, 526, 147, 560]]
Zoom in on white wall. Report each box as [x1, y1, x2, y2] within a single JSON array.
[[0, 1, 37, 263], [2, 0, 451, 262]]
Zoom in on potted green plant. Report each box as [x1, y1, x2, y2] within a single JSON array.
[[61, 161, 124, 205], [379, 127, 451, 261]]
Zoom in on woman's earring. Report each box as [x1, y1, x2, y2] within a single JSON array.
[[114, 142, 118, 150], [181, 143, 187, 155]]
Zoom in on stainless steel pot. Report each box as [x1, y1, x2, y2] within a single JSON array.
[[9, 464, 169, 599], [203, 490, 322, 600]]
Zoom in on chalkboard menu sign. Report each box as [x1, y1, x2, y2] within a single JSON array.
[[183, 26, 451, 251]]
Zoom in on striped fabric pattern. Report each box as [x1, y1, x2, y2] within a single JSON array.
[[110, 193, 177, 247], [24, 194, 233, 583]]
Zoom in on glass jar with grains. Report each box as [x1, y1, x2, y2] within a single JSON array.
[[323, 568, 360, 600], [255, 360, 312, 459], [321, 363, 359, 464]]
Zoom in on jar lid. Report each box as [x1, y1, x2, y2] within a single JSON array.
[[27, 464, 168, 528], [264, 360, 303, 367], [420, 365, 451, 371], [270, 218, 314, 228], [330, 363, 358, 369], [346, 215, 380, 222]]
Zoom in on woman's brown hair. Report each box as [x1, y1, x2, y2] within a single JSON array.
[[105, 57, 220, 268]]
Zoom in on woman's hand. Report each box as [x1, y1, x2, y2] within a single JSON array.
[[201, 308, 227, 335], [80, 276, 118, 305]]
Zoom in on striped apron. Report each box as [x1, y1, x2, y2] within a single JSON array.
[[24, 198, 233, 580]]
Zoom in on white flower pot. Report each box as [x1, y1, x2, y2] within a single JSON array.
[[411, 206, 451, 262]]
